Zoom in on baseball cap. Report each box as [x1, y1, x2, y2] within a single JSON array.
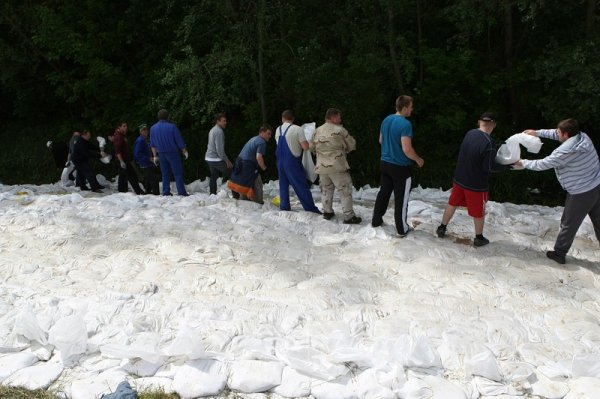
[[480, 112, 496, 122], [138, 124, 148, 131]]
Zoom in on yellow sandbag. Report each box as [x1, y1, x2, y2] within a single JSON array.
[[271, 195, 280, 206]]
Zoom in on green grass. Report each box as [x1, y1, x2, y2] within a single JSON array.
[[0, 387, 181, 399]]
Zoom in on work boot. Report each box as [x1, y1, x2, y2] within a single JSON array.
[[343, 216, 362, 224], [323, 212, 335, 220], [546, 250, 566, 264], [436, 224, 447, 238], [473, 235, 490, 247]]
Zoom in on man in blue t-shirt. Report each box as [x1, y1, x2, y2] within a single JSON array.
[[371, 95, 424, 236], [227, 124, 272, 204]]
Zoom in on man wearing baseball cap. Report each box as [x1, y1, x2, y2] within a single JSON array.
[[436, 112, 507, 246]]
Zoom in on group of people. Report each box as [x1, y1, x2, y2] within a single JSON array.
[[48, 98, 600, 264]]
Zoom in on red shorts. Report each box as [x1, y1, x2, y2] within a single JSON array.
[[448, 183, 489, 218]]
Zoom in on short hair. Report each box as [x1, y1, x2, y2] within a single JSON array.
[[325, 108, 341, 120], [282, 109, 295, 121], [557, 118, 579, 137], [82, 129, 91, 136], [259, 124, 273, 133], [395, 95, 413, 111], [214, 113, 227, 123], [157, 109, 169, 120]]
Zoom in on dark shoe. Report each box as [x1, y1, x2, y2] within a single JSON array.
[[436, 224, 447, 238], [323, 212, 335, 220], [343, 216, 362, 225], [80, 186, 90, 191], [231, 191, 240, 199], [473, 236, 490, 247], [163, 193, 173, 196], [397, 226, 414, 238], [92, 189, 103, 193], [371, 219, 383, 228], [546, 250, 566, 264]]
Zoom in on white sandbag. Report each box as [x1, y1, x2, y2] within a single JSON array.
[[161, 325, 206, 360], [228, 360, 284, 393], [271, 366, 312, 398], [464, 345, 503, 382], [0, 352, 38, 382], [61, 163, 76, 186], [565, 376, 600, 398], [69, 369, 128, 399], [48, 315, 88, 365], [302, 150, 318, 183], [172, 359, 227, 398], [120, 358, 163, 377], [393, 335, 442, 369], [471, 376, 521, 397], [572, 354, 600, 378], [13, 307, 48, 345], [355, 369, 396, 399], [310, 374, 357, 399], [302, 122, 316, 142], [393, 378, 432, 399], [528, 371, 569, 398], [422, 375, 468, 399], [495, 132, 543, 165], [100, 332, 164, 363], [276, 345, 347, 381], [2, 362, 63, 389]]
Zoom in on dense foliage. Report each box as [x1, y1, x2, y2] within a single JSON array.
[[1, 0, 598, 205]]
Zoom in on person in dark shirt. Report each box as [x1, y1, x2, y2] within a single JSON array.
[[71, 130, 105, 193], [134, 124, 160, 195], [113, 122, 144, 194], [436, 113, 508, 246]]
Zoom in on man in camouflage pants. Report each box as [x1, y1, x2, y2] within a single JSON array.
[[310, 108, 361, 224]]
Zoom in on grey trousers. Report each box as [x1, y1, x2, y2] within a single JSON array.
[[319, 171, 355, 219], [555, 184, 600, 256]]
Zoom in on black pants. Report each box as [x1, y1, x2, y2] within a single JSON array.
[[371, 161, 412, 235], [74, 162, 102, 190], [141, 166, 160, 195], [206, 160, 230, 195], [118, 161, 144, 194]]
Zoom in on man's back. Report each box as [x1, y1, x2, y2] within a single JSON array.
[[150, 120, 184, 153], [313, 122, 355, 173], [454, 128, 495, 191], [380, 114, 412, 166], [276, 123, 305, 158]]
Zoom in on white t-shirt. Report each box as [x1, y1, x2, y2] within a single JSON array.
[[275, 123, 307, 157]]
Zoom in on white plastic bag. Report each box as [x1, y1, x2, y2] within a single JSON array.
[[47, 315, 88, 364], [302, 150, 318, 183], [496, 132, 543, 165]]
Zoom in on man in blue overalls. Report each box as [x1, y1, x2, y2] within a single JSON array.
[[275, 110, 321, 213]]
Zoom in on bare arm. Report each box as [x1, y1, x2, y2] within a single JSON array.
[[256, 153, 267, 170], [401, 136, 424, 167]]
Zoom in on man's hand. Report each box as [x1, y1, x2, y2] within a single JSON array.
[[226, 159, 233, 169], [415, 157, 424, 168], [523, 129, 538, 137], [183, 150, 189, 160], [120, 160, 127, 169], [153, 156, 159, 166], [512, 160, 525, 170]]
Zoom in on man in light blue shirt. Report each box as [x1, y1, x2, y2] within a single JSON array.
[[371, 95, 424, 236], [515, 118, 600, 264]]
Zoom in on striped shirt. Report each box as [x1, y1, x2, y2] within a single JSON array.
[[522, 129, 600, 194]]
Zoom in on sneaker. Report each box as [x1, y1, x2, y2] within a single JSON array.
[[436, 224, 447, 238], [546, 250, 566, 264], [473, 236, 490, 247], [323, 212, 335, 220], [397, 226, 414, 238], [343, 216, 362, 224]]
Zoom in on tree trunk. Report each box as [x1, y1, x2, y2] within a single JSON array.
[[385, 0, 404, 93], [585, 0, 596, 38], [257, 0, 267, 123]]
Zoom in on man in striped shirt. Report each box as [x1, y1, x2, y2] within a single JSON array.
[[515, 118, 600, 264]]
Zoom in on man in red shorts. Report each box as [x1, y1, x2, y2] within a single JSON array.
[[436, 112, 506, 246]]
